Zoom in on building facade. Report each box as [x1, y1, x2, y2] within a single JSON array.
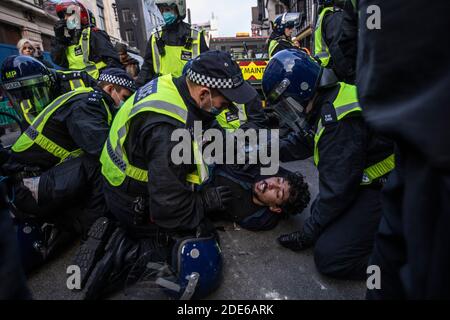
[[78, 0, 123, 43], [0, 0, 127, 57], [251, 0, 287, 37], [116, 0, 152, 55], [0, 0, 58, 52]]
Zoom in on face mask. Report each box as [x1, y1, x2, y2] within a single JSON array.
[[163, 12, 177, 25], [204, 90, 222, 116], [113, 89, 125, 109], [66, 15, 79, 30]]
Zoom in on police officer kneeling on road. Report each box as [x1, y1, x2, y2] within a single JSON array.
[[72, 51, 258, 300], [263, 49, 394, 280], [0, 59, 135, 268]]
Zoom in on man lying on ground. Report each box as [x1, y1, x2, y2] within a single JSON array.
[[205, 164, 310, 231]]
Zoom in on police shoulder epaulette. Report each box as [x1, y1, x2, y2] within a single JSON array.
[[87, 90, 102, 105], [320, 102, 338, 126], [59, 71, 83, 81]]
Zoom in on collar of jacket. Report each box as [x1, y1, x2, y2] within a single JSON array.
[[95, 86, 117, 113], [173, 76, 216, 124]]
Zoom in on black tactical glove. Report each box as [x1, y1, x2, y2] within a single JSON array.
[[277, 230, 315, 251], [54, 19, 67, 42], [201, 186, 233, 213]]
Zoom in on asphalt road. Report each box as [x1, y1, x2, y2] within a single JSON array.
[[27, 159, 366, 300]]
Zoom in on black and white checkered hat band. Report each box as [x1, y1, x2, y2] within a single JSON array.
[[187, 69, 242, 89], [99, 73, 136, 91]]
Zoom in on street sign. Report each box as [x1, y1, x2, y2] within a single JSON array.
[[238, 60, 268, 83]]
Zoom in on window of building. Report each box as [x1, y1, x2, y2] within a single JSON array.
[[0, 21, 21, 46], [125, 29, 135, 43], [122, 8, 131, 23], [275, 4, 285, 15], [96, 0, 106, 31]]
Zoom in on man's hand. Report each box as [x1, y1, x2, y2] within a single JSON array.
[[201, 186, 233, 213], [277, 230, 315, 251], [54, 19, 67, 42]]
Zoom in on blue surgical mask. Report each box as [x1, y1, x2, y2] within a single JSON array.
[[117, 100, 125, 109], [113, 89, 126, 109], [163, 12, 177, 25], [208, 90, 222, 116], [66, 15, 79, 30]]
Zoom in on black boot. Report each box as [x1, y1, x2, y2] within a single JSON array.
[[71, 217, 115, 289]]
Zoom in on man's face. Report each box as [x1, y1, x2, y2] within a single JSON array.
[[253, 177, 290, 213], [107, 85, 132, 107], [159, 5, 177, 15], [197, 88, 231, 113], [119, 51, 128, 63], [284, 27, 294, 38]]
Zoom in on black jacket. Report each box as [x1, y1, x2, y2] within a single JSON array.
[[280, 84, 394, 241], [51, 27, 122, 70], [268, 32, 296, 57], [318, 8, 357, 84], [326, 5, 357, 84], [106, 76, 215, 231], [136, 21, 209, 87], [357, 0, 450, 170], [3, 88, 116, 174], [55, 70, 98, 95]]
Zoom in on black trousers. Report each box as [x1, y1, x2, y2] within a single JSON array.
[[14, 155, 107, 235], [367, 148, 450, 299], [314, 187, 383, 280], [0, 183, 30, 299]]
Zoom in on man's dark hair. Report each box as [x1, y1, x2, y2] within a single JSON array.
[[281, 171, 310, 215]]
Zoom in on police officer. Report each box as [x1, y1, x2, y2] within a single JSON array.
[[268, 12, 303, 59], [181, 59, 269, 131], [136, 0, 209, 86], [313, 0, 355, 84], [358, 0, 450, 299], [0, 56, 97, 128], [74, 51, 258, 299], [51, 0, 121, 81], [0, 62, 135, 237], [263, 49, 394, 280]]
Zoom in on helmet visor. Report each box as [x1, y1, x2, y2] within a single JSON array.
[[1, 76, 53, 125], [282, 12, 302, 36]]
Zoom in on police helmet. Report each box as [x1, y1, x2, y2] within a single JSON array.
[[0, 55, 57, 125], [262, 49, 322, 106], [272, 12, 302, 34], [53, 0, 90, 28], [16, 219, 46, 273], [170, 235, 223, 299], [156, 0, 187, 20], [126, 234, 223, 300]]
